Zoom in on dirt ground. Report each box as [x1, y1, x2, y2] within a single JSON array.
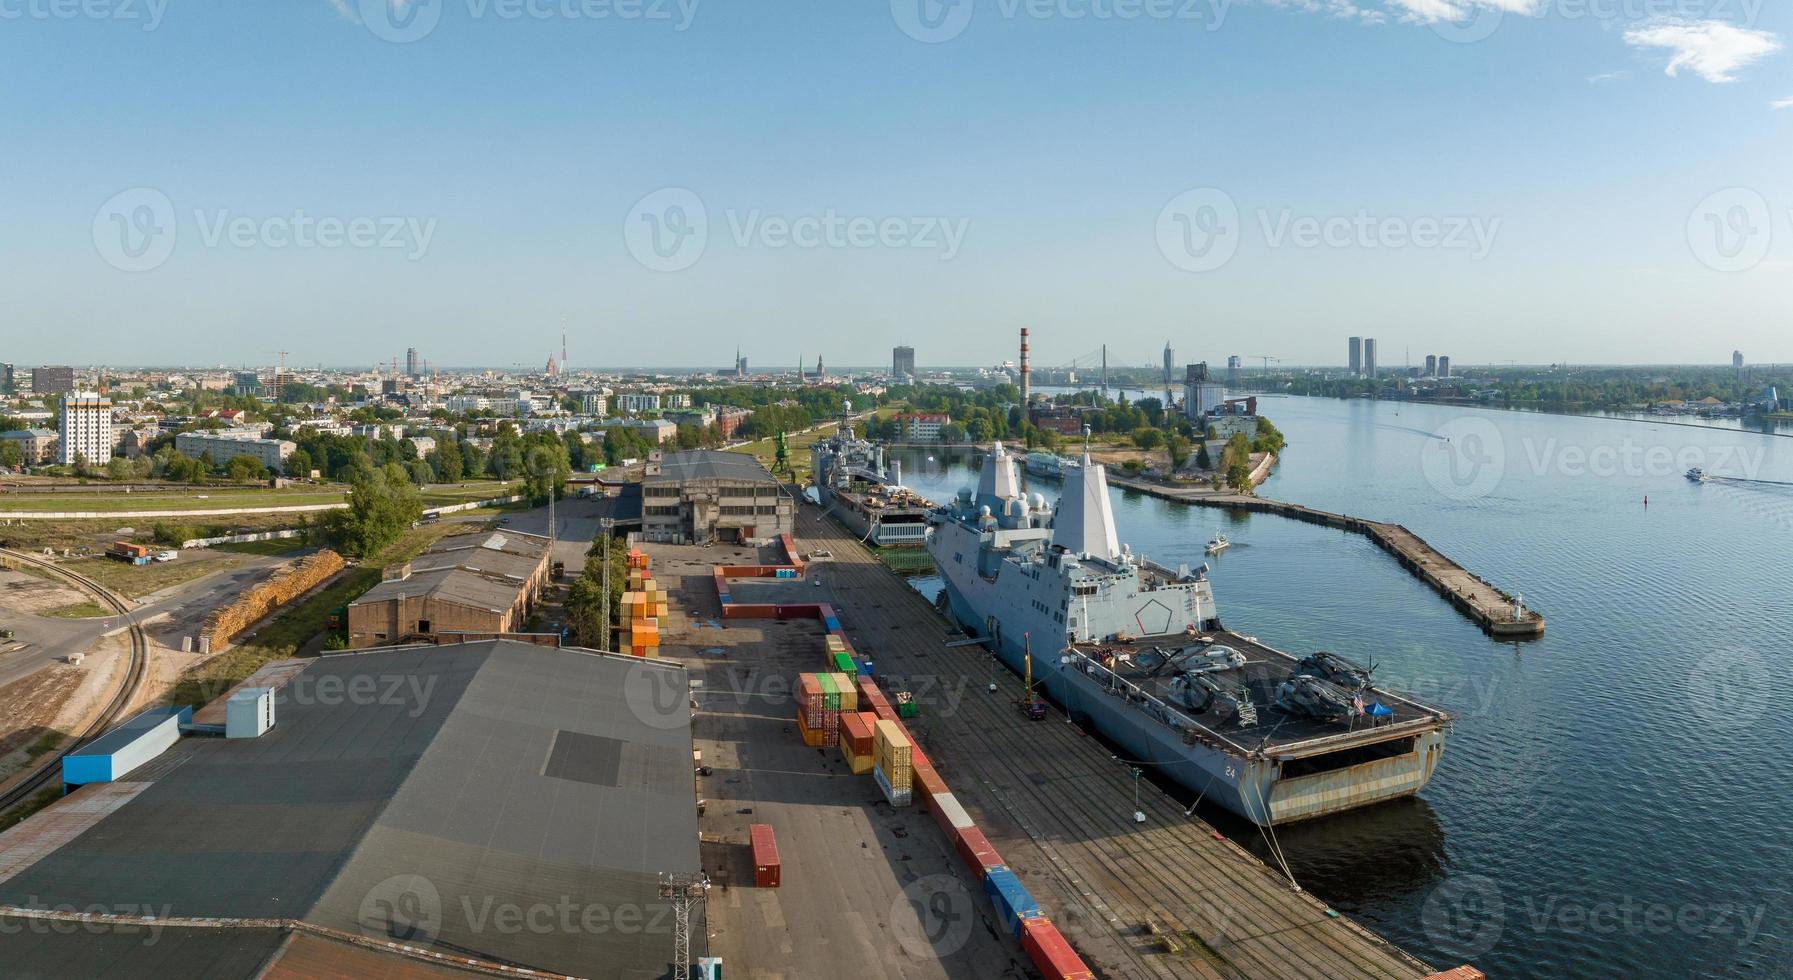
[[0, 635, 124, 787], [0, 568, 87, 613]]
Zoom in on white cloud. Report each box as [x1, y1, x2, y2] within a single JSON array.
[[1385, 0, 1541, 22], [1623, 18, 1782, 83], [1772, 96, 1793, 110], [1587, 70, 1632, 83], [327, 0, 356, 21]]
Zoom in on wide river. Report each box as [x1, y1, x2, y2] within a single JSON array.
[[885, 394, 1793, 979]]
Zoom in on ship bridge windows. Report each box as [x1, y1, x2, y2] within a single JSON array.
[[1072, 583, 1098, 597]]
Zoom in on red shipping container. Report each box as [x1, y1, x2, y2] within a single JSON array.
[[952, 825, 1004, 878], [750, 824, 781, 888], [856, 676, 881, 705], [840, 712, 877, 757], [1020, 917, 1093, 980]]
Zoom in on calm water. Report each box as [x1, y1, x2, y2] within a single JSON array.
[[890, 396, 1793, 979]]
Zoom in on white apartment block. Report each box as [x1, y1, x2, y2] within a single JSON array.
[[896, 412, 949, 441], [58, 393, 116, 465], [175, 431, 297, 473], [616, 393, 661, 414]]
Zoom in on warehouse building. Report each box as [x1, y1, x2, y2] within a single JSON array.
[[0, 640, 702, 979], [641, 449, 793, 544], [346, 529, 552, 647]]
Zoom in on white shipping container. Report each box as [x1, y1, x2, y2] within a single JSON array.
[[931, 791, 975, 831], [226, 687, 276, 738]]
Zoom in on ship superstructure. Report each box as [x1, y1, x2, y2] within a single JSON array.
[[925, 440, 1450, 825], [810, 417, 932, 547]]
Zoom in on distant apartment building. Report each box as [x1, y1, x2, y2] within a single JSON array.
[[716, 406, 751, 440], [616, 393, 661, 414], [578, 392, 607, 416], [666, 393, 692, 410], [1, 363, 14, 396], [893, 346, 916, 378], [445, 395, 490, 413], [409, 435, 437, 458], [1438, 355, 1451, 378], [894, 412, 950, 441], [1347, 337, 1363, 377], [33, 366, 75, 396], [175, 431, 297, 473], [58, 393, 116, 465], [1424, 354, 1438, 378], [407, 347, 420, 379], [1362, 338, 1378, 378], [617, 418, 678, 444], [0, 428, 58, 465]]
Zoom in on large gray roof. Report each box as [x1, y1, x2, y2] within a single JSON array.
[[0, 640, 698, 979], [646, 450, 776, 485]]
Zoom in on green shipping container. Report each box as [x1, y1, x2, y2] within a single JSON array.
[[817, 672, 841, 711], [833, 652, 856, 673]]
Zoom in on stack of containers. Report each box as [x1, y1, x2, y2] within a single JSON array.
[[873, 719, 913, 806], [797, 673, 842, 748], [838, 711, 876, 774], [618, 589, 660, 656], [796, 674, 826, 746]]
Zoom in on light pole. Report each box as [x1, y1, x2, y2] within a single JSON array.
[[1131, 766, 1146, 824]]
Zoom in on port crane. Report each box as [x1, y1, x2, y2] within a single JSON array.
[[1016, 633, 1047, 720]]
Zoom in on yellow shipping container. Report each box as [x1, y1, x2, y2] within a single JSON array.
[[839, 733, 873, 774], [830, 673, 857, 711]]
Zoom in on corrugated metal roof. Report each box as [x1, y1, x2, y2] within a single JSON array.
[[352, 568, 522, 614], [646, 449, 776, 485], [0, 641, 697, 980]]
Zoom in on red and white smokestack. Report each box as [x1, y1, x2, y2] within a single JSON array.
[[1020, 326, 1030, 411]]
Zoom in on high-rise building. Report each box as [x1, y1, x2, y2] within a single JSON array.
[[58, 392, 114, 466], [407, 347, 420, 379], [1733, 350, 1745, 374], [1438, 355, 1451, 378], [0, 363, 13, 396], [1162, 343, 1175, 386], [893, 346, 916, 378], [33, 366, 75, 397], [1362, 339, 1378, 378], [1226, 355, 1242, 387], [1348, 337, 1363, 377], [1424, 354, 1437, 377]]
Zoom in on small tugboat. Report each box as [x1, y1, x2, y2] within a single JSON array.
[[1205, 531, 1231, 555]]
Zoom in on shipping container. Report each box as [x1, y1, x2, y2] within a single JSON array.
[[750, 824, 781, 888], [991, 877, 1042, 933], [840, 711, 877, 757], [874, 765, 914, 806], [795, 708, 825, 747], [838, 732, 873, 774], [63, 706, 191, 787], [983, 868, 1043, 936], [952, 826, 1005, 879], [929, 792, 976, 836], [1019, 917, 1094, 980], [832, 652, 857, 674], [830, 673, 857, 711]]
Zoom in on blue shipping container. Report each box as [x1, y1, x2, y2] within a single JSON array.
[[63, 706, 191, 788], [824, 616, 841, 631], [983, 867, 1042, 934]]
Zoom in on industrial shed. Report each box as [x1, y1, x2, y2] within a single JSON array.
[[0, 640, 702, 980], [346, 529, 552, 648]]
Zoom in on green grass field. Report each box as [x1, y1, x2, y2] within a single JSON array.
[[44, 601, 111, 619], [0, 489, 349, 513]]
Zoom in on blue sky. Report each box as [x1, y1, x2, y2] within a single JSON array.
[[2, 0, 1789, 370]]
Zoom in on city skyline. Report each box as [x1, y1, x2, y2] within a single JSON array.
[[4, 4, 1791, 366]]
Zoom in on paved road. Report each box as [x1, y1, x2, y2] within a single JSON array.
[[498, 497, 609, 576], [0, 553, 287, 689]]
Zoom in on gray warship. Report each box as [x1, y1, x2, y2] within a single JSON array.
[[925, 440, 1451, 826]]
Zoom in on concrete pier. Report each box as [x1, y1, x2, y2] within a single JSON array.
[[768, 506, 1450, 980], [1105, 476, 1546, 639]]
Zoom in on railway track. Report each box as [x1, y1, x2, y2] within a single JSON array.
[[0, 549, 149, 815]]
